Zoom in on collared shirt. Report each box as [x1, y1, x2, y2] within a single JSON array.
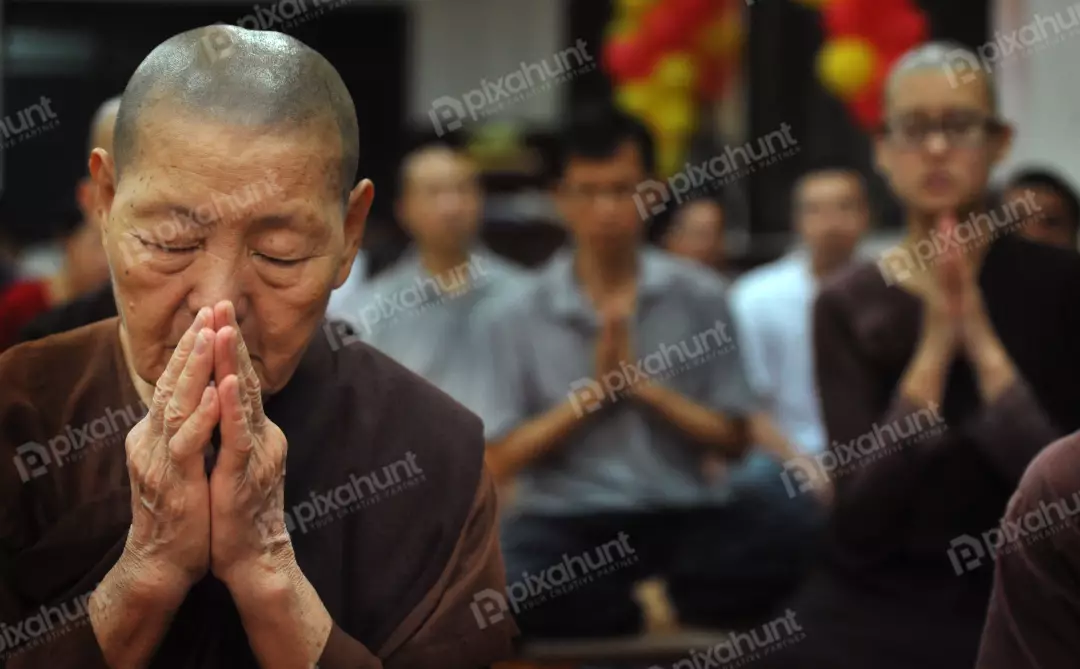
[[478, 247, 758, 515], [730, 251, 826, 454], [341, 247, 528, 418], [0, 319, 517, 668]]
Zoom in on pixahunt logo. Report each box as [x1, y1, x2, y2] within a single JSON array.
[[781, 404, 946, 498], [0, 585, 106, 659], [947, 489, 1080, 575], [115, 172, 286, 269], [430, 40, 596, 137], [322, 255, 491, 350], [568, 320, 736, 416], [13, 403, 146, 483], [943, 4, 1080, 89], [470, 532, 638, 629], [237, 0, 352, 32], [633, 123, 799, 220], [877, 193, 1041, 285], [1, 97, 60, 150], [649, 609, 805, 669], [280, 452, 425, 535]]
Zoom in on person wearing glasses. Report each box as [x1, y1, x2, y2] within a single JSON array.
[[756, 42, 1080, 669], [1002, 167, 1080, 250]]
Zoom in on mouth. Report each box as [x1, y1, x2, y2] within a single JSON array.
[[923, 173, 954, 193]]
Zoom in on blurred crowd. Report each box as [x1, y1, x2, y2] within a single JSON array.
[[2, 36, 1080, 669]]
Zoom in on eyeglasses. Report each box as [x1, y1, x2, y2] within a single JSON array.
[[882, 112, 1005, 149], [561, 183, 640, 203]]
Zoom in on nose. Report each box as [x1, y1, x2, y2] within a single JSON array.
[[188, 252, 250, 325], [924, 131, 950, 156]]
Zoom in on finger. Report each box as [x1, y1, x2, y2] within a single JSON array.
[[215, 325, 265, 428], [169, 385, 220, 468], [215, 300, 265, 421], [163, 328, 216, 439], [217, 374, 255, 473], [150, 307, 211, 437]]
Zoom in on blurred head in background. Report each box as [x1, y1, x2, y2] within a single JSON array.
[[93, 25, 370, 393], [554, 106, 654, 259], [396, 143, 482, 265], [874, 41, 1012, 229], [793, 160, 869, 278], [67, 96, 121, 298], [1004, 168, 1080, 250], [662, 198, 726, 272]]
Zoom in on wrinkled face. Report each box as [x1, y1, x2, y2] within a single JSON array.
[[875, 70, 1011, 217], [1005, 184, 1077, 250], [92, 109, 371, 393], [556, 141, 647, 250], [664, 200, 724, 267], [398, 150, 482, 255], [795, 171, 868, 271]]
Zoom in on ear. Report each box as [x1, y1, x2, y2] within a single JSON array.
[[990, 121, 1014, 168], [335, 179, 374, 290], [871, 132, 890, 184], [89, 149, 117, 230], [76, 177, 95, 221]]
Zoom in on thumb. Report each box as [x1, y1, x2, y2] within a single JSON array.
[[216, 374, 253, 474]]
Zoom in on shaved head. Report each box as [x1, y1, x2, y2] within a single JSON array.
[[114, 25, 359, 203], [885, 41, 998, 116]]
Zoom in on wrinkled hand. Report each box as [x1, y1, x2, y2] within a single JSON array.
[[207, 301, 291, 588], [123, 307, 218, 594]]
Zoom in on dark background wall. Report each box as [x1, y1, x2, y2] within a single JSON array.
[[0, 0, 992, 270], [0, 0, 407, 245]]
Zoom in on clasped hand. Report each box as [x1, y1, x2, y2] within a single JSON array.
[[123, 300, 289, 598], [902, 212, 996, 356]]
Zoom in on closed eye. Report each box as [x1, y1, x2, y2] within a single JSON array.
[[135, 235, 199, 253], [256, 253, 305, 267]]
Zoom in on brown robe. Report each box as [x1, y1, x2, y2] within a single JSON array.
[[976, 430, 1080, 668], [758, 234, 1080, 669], [0, 318, 518, 668]]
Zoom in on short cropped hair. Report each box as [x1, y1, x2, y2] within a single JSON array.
[[885, 41, 999, 116], [1008, 168, 1080, 235], [555, 104, 656, 178]]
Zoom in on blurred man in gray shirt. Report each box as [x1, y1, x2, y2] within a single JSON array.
[[478, 107, 824, 638], [336, 142, 527, 415]]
